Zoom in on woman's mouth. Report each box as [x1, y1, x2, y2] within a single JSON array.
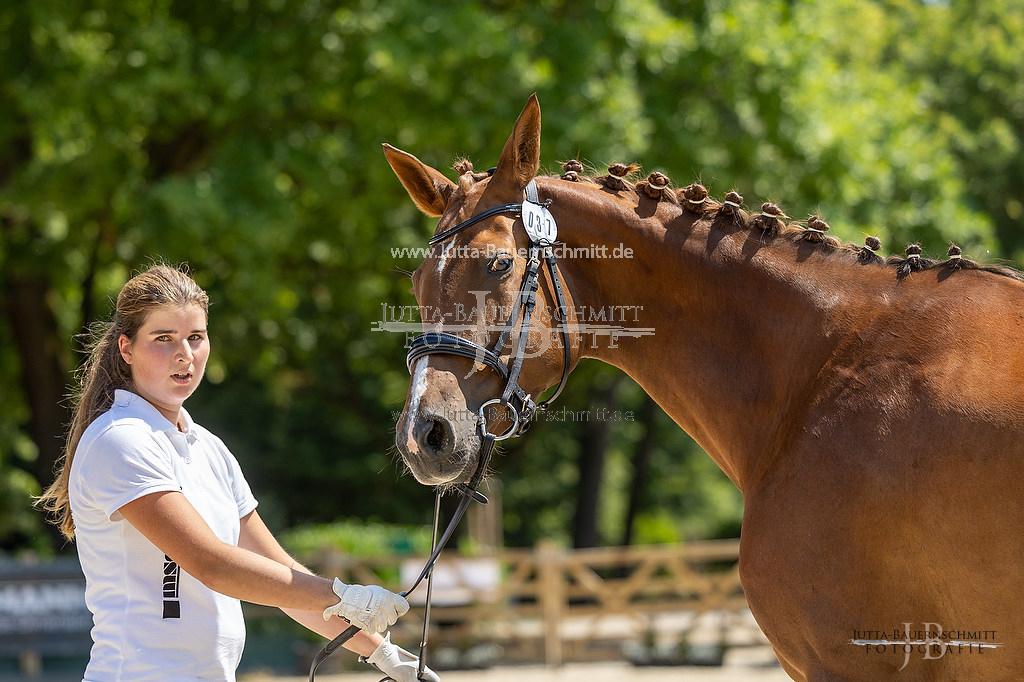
[[172, 372, 192, 384]]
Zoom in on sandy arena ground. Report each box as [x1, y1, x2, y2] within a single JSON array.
[[247, 646, 790, 682], [242, 607, 792, 682], [259, 662, 790, 682]]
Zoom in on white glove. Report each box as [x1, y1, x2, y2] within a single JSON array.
[[322, 578, 409, 634], [362, 632, 441, 682]]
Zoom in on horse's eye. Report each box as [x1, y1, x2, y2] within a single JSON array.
[[489, 255, 513, 274]]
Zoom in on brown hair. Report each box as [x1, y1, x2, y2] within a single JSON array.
[[36, 263, 209, 540]]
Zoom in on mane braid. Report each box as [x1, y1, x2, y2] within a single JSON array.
[[538, 168, 1024, 283]]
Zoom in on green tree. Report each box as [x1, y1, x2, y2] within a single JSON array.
[[1, 0, 1018, 555], [897, 0, 1024, 263]]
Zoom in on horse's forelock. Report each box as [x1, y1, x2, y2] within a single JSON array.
[[453, 158, 495, 184]]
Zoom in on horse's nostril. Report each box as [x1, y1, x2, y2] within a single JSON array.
[[414, 414, 454, 460], [425, 420, 445, 450]]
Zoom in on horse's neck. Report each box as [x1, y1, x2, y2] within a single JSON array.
[[554, 187, 845, 490]]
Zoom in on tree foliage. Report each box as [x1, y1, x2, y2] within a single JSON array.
[[1, 0, 1018, 554]]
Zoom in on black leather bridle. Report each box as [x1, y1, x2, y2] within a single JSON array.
[[406, 177, 574, 438], [308, 177, 575, 681]]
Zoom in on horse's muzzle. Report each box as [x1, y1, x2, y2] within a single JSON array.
[[397, 409, 478, 485]]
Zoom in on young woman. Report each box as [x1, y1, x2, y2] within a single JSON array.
[[37, 263, 438, 682]]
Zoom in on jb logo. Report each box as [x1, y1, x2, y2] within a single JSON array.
[[897, 622, 947, 671], [851, 621, 1000, 668]]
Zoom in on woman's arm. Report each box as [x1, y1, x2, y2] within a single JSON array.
[[237, 508, 383, 657], [119, 490, 338, 612], [238, 512, 439, 681], [120, 491, 435, 680]]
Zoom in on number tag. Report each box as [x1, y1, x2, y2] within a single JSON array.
[[522, 201, 557, 245]]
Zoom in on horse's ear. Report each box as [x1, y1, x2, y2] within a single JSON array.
[[491, 93, 541, 195], [383, 143, 457, 217]]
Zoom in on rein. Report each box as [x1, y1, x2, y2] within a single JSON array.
[[308, 178, 573, 681], [307, 430, 495, 682]]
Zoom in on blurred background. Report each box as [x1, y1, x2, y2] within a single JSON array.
[[2, 0, 1023, 677]]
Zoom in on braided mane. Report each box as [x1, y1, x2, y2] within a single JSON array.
[[451, 158, 1023, 283]]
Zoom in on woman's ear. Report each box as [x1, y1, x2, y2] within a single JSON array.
[[118, 334, 133, 364]]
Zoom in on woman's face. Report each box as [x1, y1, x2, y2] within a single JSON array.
[[118, 303, 209, 426]]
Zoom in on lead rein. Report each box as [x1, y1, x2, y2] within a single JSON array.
[[416, 490, 443, 679], [308, 438, 494, 682]]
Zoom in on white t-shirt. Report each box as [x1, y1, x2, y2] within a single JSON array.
[[69, 389, 258, 682]]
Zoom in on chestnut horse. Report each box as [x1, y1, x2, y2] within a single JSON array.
[[384, 95, 1023, 681]]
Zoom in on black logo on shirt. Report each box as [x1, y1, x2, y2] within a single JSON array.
[[163, 555, 180, 619]]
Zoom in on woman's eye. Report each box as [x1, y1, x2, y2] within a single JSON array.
[[489, 255, 513, 273]]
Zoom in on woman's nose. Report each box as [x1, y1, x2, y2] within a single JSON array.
[[177, 342, 194, 362]]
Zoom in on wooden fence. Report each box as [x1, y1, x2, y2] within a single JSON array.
[[306, 539, 759, 667]]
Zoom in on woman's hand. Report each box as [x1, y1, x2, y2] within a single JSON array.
[[362, 633, 440, 682], [323, 578, 409, 633]]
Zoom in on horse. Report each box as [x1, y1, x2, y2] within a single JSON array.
[[383, 94, 1024, 681]]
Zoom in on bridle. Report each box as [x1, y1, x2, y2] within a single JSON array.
[[308, 177, 575, 681], [406, 177, 574, 438]]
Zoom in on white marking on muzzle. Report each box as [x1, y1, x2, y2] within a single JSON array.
[[404, 357, 430, 453], [409, 356, 430, 416]]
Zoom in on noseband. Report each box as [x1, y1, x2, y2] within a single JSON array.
[[406, 178, 574, 441], [308, 178, 575, 682]]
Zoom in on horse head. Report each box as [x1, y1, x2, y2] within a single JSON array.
[[384, 95, 577, 486]]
